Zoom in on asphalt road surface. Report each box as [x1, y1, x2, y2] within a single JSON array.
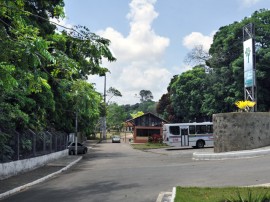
[[2, 141, 270, 202]]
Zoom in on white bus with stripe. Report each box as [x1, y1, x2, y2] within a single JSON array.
[[162, 122, 214, 148]]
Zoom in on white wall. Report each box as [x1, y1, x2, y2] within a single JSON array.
[[0, 149, 68, 180]]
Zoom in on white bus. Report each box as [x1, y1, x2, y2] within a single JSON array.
[[162, 122, 214, 148]]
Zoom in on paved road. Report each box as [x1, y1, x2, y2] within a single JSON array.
[[2, 141, 270, 202]]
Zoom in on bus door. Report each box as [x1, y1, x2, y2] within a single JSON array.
[[180, 126, 189, 146]]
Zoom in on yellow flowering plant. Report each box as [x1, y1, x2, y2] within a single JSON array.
[[235, 100, 256, 112]]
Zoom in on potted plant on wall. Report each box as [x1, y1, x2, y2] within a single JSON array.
[[235, 100, 256, 112]]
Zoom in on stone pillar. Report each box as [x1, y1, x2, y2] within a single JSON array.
[[213, 112, 270, 153]]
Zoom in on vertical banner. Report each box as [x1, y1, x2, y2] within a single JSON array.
[[243, 38, 254, 87]]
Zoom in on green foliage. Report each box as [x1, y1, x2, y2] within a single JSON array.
[[0, 0, 115, 139], [21, 138, 32, 151], [139, 90, 154, 102], [105, 101, 159, 132], [131, 142, 169, 150], [130, 111, 144, 119], [0, 131, 14, 162], [159, 9, 270, 122], [107, 87, 122, 103], [0, 63, 17, 90], [170, 67, 211, 122], [226, 189, 269, 202], [174, 187, 270, 202], [107, 103, 126, 131]]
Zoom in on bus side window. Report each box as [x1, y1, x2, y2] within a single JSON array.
[[169, 126, 180, 135], [196, 125, 207, 134], [207, 125, 213, 133], [189, 126, 195, 134]]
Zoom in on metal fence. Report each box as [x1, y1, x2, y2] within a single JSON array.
[[0, 129, 69, 163]]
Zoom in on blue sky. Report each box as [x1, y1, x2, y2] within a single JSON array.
[[62, 0, 269, 105]]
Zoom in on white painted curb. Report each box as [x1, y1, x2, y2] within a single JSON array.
[[193, 147, 270, 160], [156, 192, 167, 202], [171, 187, 176, 202], [0, 156, 82, 200]]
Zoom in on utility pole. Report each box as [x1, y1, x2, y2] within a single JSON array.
[[75, 111, 78, 155], [102, 74, 107, 140]]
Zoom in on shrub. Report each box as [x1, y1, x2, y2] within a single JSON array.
[[148, 134, 163, 143]]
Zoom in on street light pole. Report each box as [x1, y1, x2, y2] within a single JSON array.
[[75, 111, 78, 155], [102, 74, 107, 140]]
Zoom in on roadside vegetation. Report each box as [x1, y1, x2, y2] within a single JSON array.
[[157, 9, 270, 123], [174, 187, 270, 202], [93, 132, 169, 150], [130, 143, 170, 150], [1, 1, 270, 164]]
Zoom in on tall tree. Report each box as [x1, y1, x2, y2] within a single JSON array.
[[156, 75, 178, 122], [107, 87, 122, 103], [0, 0, 116, 132], [184, 45, 210, 66], [107, 103, 126, 131], [158, 9, 270, 125], [139, 90, 153, 102], [170, 67, 211, 122]]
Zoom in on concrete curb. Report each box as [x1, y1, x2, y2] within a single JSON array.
[[156, 187, 176, 202], [193, 147, 270, 160], [0, 156, 82, 200], [248, 183, 270, 187], [171, 187, 176, 202], [156, 192, 172, 202]]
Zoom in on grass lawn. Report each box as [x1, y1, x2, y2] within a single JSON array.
[[174, 187, 270, 202], [131, 143, 170, 150]]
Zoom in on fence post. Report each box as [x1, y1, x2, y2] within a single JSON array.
[[29, 129, 36, 157], [55, 133, 58, 151], [16, 131, 20, 160], [43, 132, 46, 154], [47, 131, 52, 153]]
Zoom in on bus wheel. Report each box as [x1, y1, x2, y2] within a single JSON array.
[[196, 140, 204, 148]]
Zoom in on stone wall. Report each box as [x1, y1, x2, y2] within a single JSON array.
[[213, 112, 270, 153]]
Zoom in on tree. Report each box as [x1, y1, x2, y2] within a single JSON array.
[[138, 90, 153, 102], [158, 9, 270, 124], [170, 67, 211, 122], [107, 103, 126, 131], [69, 80, 102, 134], [0, 0, 116, 133], [156, 75, 178, 122], [107, 87, 122, 103], [184, 45, 210, 66], [207, 9, 270, 112]]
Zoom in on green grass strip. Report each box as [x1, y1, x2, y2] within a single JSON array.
[[131, 143, 169, 150], [174, 187, 270, 202]]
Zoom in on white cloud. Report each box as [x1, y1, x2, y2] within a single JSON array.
[[90, 0, 171, 105], [240, 0, 261, 7], [182, 31, 215, 52]]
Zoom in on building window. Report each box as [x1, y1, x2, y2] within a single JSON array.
[[136, 129, 160, 137]]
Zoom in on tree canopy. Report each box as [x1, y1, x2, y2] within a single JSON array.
[[139, 90, 154, 102], [0, 0, 115, 135], [157, 9, 270, 123]]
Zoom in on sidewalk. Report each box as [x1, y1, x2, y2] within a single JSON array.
[[0, 139, 100, 200], [0, 155, 82, 200]]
